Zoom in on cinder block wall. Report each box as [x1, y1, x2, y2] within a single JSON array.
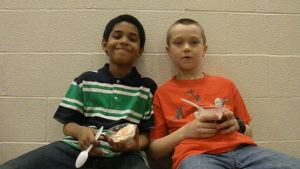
[[1, 0, 300, 165]]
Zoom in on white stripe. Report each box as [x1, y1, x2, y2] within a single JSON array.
[[63, 97, 83, 106], [83, 87, 148, 99], [82, 81, 151, 94], [62, 140, 120, 156], [85, 107, 142, 118], [84, 112, 139, 123], [83, 87, 113, 94], [60, 103, 83, 114]]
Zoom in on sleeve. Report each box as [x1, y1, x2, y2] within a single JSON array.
[[232, 83, 252, 124], [53, 78, 85, 124], [150, 91, 168, 139], [138, 80, 157, 133]]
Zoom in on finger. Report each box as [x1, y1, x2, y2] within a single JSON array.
[[199, 122, 218, 129], [90, 147, 104, 157], [199, 113, 221, 122], [223, 110, 234, 119], [220, 126, 236, 134]]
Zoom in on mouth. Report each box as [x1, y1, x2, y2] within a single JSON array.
[[182, 56, 192, 59], [116, 48, 129, 52]]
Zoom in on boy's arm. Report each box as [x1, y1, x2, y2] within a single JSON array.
[[150, 126, 186, 159], [63, 122, 104, 156], [150, 113, 220, 159], [138, 132, 150, 150]]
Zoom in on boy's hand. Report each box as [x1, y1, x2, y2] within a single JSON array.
[[106, 128, 139, 152], [77, 126, 104, 157], [216, 109, 239, 134], [183, 112, 219, 139]]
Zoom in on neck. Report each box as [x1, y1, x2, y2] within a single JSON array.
[[109, 63, 132, 79], [176, 68, 204, 80]]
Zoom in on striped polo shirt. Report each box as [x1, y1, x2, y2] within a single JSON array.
[[54, 63, 157, 157]]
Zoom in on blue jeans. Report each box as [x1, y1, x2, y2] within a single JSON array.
[[178, 144, 300, 169], [0, 141, 148, 169]]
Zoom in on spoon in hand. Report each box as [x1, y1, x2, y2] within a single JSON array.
[[181, 98, 204, 118], [75, 126, 103, 168]]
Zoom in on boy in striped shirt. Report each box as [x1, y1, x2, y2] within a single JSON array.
[[0, 14, 157, 169]]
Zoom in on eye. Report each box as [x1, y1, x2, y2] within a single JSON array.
[[112, 34, 121, 39], [129, 37, 138, 42], [174, 41, 182, 45], [192, 41, 200, 45]]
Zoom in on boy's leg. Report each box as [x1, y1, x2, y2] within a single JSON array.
[[178, 153, 234, 169], [0, 141, 80, 169], [234, 145, 300, 169], [103, 153, 149, 169]]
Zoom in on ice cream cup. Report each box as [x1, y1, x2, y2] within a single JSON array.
[[106, 123, 137, 144]]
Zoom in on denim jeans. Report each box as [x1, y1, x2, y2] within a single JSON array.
[[178, 144, 300, 169], [0, 141, 148, 169]]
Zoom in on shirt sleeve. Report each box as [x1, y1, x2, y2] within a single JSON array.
[[232, 83, 252, 124], [138, 81, 157, 133], [53, 79, 85, 124], [150, 92, 168, 139]]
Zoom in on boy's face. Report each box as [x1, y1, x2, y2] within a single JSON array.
[[102, 21, 143, 67], [166, 24, 207, 72]]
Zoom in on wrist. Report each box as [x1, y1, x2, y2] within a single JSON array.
[[235, 117, 246, 134]]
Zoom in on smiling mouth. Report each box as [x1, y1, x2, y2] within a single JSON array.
[[116, 48, 129, 52]]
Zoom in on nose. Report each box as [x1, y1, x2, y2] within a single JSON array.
[[120, 36, 129, 45], [183, 43, 191, 53]]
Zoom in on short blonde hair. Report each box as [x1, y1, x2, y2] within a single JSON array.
[[166, 18, 206, 46]]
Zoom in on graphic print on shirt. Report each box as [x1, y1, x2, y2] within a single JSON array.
[[172, 89, 201, 121], [173, 107, 185, 120], [186, 89, 201, 103]]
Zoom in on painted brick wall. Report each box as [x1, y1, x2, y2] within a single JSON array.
[[1, 0, 300, 165]]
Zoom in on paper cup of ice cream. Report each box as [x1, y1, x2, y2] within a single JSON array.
[[106, 123, 137, 144]]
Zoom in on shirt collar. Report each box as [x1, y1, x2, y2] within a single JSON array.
[[99, 63, 142, 86]]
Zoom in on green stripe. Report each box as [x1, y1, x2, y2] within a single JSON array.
[[65, 84, 83, 103], [84, 92, 149, 112], [61, 100, 83, 110]]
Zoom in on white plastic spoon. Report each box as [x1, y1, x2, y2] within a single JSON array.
[[181, 98, 204, 118], [75, 126, 103, 168]]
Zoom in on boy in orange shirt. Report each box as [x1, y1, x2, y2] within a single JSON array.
[[149, 18, 300, 169]]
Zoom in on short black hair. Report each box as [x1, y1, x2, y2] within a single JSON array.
[[166, 18, 206, 46], [103, 14, 146, 49]]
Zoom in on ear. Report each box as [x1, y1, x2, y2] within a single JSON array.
[[165, 45, 170, 55], [202, 45, 208, 57], [138, 48, 144, 57], [102, 39, 108, 53]]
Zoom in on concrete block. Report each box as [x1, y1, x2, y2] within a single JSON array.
[[201, 54, 269, 98], [0, 0, 94, 9], [47, 98, 65, 142], [188, 12, 230, 54], [268, 0, 300, 14], [265, 15, 300, 55], [3, 54, 92, 97], [137, 11, 186, 53], [269, 56, 300, 97], [185, 0, 267, 12], [247, 98, 300, 141], [227, 13, 268, 54], [91, 54, 109, 71], [0, 54, 5, 96], [0, 98, 48, 142]]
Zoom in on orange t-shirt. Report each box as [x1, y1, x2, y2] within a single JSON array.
[[150, 74, 256, 169]]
